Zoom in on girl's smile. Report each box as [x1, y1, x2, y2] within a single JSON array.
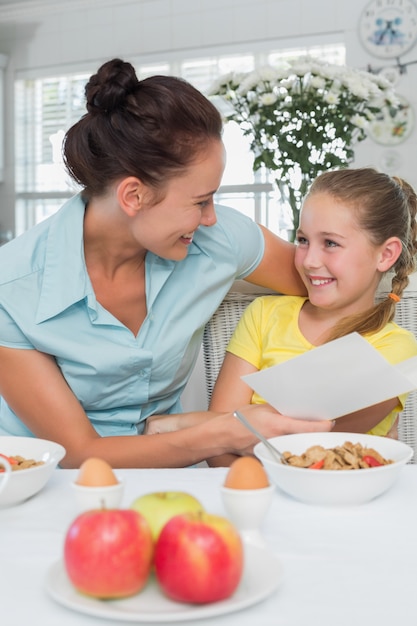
[[295, 192, 383, 320]]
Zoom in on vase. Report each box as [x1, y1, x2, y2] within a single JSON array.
[[275, 183, 303, 243]]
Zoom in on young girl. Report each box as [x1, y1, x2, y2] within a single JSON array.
[[208, 168, 417, 465]]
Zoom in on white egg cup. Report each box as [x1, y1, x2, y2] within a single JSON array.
[[220, 484, 275, 548], [71, 480, 124, 513]]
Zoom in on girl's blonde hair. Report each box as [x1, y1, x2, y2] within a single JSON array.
[[304, 167, 417, 342]]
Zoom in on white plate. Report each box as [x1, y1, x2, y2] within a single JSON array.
[[45, 543, 283, 622]]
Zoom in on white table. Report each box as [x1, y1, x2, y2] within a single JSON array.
[[1, 466, 417, 625]]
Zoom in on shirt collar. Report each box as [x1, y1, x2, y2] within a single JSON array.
[[36, 196, 207, 323], [36, 195, 93, 323]]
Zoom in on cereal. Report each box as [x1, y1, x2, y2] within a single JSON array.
[[0, 454, 45, 471], [282, 441, 393, 470]]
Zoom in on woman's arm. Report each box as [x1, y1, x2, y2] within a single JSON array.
[[0, 346, 331, 468], [245, 225, 306, 295], [0, 346, 225, 468]]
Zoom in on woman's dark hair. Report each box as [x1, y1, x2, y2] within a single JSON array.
[[63, 58, 223, 200], [304, 167, 417, 342]]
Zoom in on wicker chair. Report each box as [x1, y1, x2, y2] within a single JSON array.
[[202, 277, 417, 461]]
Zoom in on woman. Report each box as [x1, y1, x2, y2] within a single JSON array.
[[0, 58, 331, 467]]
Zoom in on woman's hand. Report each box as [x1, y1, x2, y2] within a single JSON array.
[[207, 404, 334, 466], [211, 403, 334, 460]]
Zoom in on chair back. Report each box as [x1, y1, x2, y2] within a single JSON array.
[[202, 278, 417, 460]]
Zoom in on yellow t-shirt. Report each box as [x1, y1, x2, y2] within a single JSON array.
[[227, 295, 417, 436]]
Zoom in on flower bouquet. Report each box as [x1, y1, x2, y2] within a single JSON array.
[[209, 56, 398, 237]]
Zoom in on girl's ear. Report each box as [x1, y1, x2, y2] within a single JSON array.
[[116, 177, 146, 217], [377, 237, 403, 272]]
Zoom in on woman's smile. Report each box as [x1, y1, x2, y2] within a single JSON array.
[[180, 231, 195, 245]]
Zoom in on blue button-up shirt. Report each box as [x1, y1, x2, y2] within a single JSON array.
[[0, 195, 264, 437]]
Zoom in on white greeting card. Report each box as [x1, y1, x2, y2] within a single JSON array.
[[241, 332, 417, 420]]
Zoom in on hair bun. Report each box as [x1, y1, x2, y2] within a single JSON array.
[[85, 58, 139, 114]]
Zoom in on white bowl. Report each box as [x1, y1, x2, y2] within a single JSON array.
[[254, 432, 413, 506], [0, 436, 66, 507]]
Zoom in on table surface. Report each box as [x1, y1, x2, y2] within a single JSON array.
[[2, 466, 417, 626]]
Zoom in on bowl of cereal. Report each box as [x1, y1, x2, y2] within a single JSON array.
[[254, 432, 413, 506], [0, 436, 66, 507]]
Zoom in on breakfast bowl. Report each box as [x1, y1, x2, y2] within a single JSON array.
[[254, 432, 413, 506], [0, 436, 66, 507]]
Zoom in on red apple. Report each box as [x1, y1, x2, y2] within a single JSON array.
[[154, 511, 244, 604], [130, 491, 205, 541], [64, 508, 153, 599]]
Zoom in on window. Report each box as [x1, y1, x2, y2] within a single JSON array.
[[15, 72, 88, 233], [14, 40, 345, 237]]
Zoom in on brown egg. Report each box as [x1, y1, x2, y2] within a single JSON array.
[[224, 456, 270, 490], [75, 457, 119, 487]]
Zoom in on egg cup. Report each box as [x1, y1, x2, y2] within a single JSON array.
[[220, 483, 275, 548], [71, 480, 124, 513]]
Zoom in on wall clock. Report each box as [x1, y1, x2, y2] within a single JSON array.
[[359, 0, 417, 58]]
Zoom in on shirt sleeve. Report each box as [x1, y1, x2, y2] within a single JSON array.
[[0, 306, 34, 349], [215, 205, 265, 279], [367, 323, 417, 411], [226, 297, 265, 367]]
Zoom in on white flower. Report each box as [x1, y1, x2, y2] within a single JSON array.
[[317, 63, 339, 81], [281, 77, 298, 91], [323, 91, 340, 105], [237, 72, 262, 95], [207, 72, 240, 95], [344, 77, 370, 99], [259, 92, 278, 106], [291, 60, 313, 76], [309, 75, 326, 90], [351, 113, 369, 129], [258, 66, 279, 82]]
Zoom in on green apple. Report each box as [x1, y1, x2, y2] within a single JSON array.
[[130, 491, 205, 541]]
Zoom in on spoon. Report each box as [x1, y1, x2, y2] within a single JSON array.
[[233, 410, 289, 465]]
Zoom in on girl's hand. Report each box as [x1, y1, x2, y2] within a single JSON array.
[[144, 414, 181, 435]]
